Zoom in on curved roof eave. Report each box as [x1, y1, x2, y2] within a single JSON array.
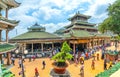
[[2, 0, 21, 8]]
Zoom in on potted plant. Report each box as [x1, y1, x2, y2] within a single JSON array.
[[52, 41, 73, 74]]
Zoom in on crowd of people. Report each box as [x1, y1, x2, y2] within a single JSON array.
[[1, 42, 119, 77]]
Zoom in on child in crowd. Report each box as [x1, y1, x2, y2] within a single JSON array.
[[91, 60, 95, 70]]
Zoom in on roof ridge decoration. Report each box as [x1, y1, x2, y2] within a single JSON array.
[[28, 23, 46, 32], [76, 11, 80, 14], [68, 11, 91, 21], [33, 22, 39, 26]]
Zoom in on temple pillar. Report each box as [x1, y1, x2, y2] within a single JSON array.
[[86, 43, 88, 49], [97, 39, 99, 45], [7, 52, 11, 65], [92, 39, 94, 48], [6, 30, 9, 43], [73, 43, 76, 59], [31, 43, 33, 54], [0, 54, 2, 62], [51, 43, 54, 56], [41, 43, 43, 52], [52, 43, 54, 50], [0, 30, 2, 42], [23, 43, 26, 51], [5, 8, 8, 18]]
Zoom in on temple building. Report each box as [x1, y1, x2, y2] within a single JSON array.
[[10, 11, 111, 56], [10, 23, 63, 54], [0, 0, 20, 65], [55, 11, 111, 54]]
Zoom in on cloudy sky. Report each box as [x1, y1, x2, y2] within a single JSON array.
[[2, 0, 116, 39]]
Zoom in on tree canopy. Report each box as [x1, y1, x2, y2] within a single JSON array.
[[98, 0, 120, 36]]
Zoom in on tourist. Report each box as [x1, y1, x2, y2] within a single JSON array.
[[101, 51, 104, 59], [19, 65, 26, 76], [104, 59, 107, 70], [32, 55, 36, 61], [91, 60, 95, 70], [85, 52, 88, 60], [109, 61, 112, 68], [42, 60, 46, 69], [80, 62, 84, 77], [35, 67, 39, 77], [18, 58, 22, 68], [11, 56, 15, 65], [92, 53, 95, 60], [22, 55, 25, 62], [29, 56, 31, 62], [1, 58, 4, 64], [79, 56, 84, 64], [97, 53, 99, 60]]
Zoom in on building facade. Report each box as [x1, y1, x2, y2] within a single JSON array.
[[0, 0, 20, 65]]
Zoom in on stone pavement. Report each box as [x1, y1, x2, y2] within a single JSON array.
[[9, 44, 120, 77]]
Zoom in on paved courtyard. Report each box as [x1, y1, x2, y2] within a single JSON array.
[[9, 44, 120, 77]]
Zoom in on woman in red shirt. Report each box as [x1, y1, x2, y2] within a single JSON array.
[[35, 67, 39, 77]]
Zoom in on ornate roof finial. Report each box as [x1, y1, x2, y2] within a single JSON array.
[[34, 22, 39, 26]]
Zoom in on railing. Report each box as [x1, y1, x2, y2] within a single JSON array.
[[0, 41, 7, 44]]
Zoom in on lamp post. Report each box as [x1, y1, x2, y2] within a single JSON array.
[[22, 49, 28, 77], [15, 49, 28, 77], [21, 49, 28, 77]]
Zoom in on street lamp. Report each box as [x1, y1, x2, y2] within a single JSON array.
[[15, 50, 19, 54], [24, 50, 28, 54], [15, 49, 28, 77], [21, 49, 28, 77]]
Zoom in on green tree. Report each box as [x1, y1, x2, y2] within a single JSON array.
[[52, 41, 73, 66], [98, 0, 120, 36]]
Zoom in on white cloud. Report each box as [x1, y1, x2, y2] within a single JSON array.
[[4, 0, 116, 39], [42, 22, 70, 33], [84, 0, 116, 17]]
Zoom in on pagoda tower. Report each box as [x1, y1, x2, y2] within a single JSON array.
[[54, 11, 109, 57], [0, 0, 20, 43], [65, 11, 97, 34]]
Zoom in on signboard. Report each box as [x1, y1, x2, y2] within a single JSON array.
[[70, 40, 89, 44]]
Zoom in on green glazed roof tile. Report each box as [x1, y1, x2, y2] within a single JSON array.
[[11, 31, 61, 40], [0, 44, 16, 52]]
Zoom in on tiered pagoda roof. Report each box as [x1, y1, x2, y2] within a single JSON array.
[[54, 11, 97, 38], [63, 30, 91, 38], [55, 11, 111, 40], [0, 0, 20, 30], [0, 43, 16, 53], [68, 11, 91, 21], [0, 16, 19, 30], [0, 0, 20, 9]]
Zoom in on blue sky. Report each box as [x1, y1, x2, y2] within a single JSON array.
[[2, 0, 116, 39]]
